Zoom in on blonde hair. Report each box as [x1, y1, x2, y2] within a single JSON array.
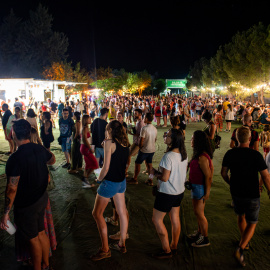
[[236, 126, 251, 144]]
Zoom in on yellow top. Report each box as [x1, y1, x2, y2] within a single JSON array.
[[223, 101, 230, 110]]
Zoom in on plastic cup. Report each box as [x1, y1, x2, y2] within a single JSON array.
[[6, 220, 16, 235], [91, 145, 95, 152]]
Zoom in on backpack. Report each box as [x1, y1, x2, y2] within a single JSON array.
[[191, 103, 196, 110]]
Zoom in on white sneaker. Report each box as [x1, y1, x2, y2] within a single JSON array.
[[82, 182, 92, 188]]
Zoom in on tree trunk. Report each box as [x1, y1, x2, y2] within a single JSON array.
[[251, 93, 255, 104], [260, 89, 265, 105]]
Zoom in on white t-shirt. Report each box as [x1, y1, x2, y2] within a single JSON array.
[[140, 124, 157, 153], [158, 151, 188, 195]]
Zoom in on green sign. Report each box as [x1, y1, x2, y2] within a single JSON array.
[[166, 79, 187, 88]]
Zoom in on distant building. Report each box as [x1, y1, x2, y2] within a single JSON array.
[[0, 78, 86, 104]]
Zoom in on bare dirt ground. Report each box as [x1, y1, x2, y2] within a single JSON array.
[[1, 120, 270, 270]]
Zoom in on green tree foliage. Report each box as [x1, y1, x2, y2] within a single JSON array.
[[0, 4, 68, 77], [90, 69, 152, 95], [187, 22, 270, 101]]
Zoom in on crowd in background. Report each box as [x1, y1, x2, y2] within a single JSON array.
[[1, 93, 270, 268]]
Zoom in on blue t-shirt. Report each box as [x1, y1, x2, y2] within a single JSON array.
[[261, 113, 270, 124], [59, 117, 74, 137], [58, 103, 64, 117]]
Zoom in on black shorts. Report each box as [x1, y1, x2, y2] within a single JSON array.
[[154, 192, 184, 213], [135, 151, 154, 164], [226, 120, 232, 122], [14, 191, 48, 240], [232, 196, 260, 224], [43, 140, 51, 149]]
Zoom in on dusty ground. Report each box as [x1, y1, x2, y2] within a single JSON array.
[[1, 120, 270, 270]]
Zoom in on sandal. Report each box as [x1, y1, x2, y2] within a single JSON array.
[[105, 216, 119, 226], [90, 248, 111, 261], [145, 179, 153, 186], [127, 178, 138, 185], [109, 242, 127, 254]]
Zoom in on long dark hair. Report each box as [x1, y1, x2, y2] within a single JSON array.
[[106, 120, 130, 147], [191, 130, 213, 160], [167, 129, 187, 161]]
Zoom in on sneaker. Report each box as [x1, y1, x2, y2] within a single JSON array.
[[109, 231, 129, 240], [191, 235, 210, 247], [109, 242, 127, 254], [62, 162, 70, 168], [105, 217, 119, 226], [235, 247, 246, 267], [187, 231, 201, 241], [152, 250, 172, 259], [82, 178, 94, 188], [224, 129, 228, 132], [90, 248, 111, 261]]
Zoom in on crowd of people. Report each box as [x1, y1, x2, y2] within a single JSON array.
[[1, 93, 270, 269]]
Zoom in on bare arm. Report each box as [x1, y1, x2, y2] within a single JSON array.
[[230, 140, 236, 149], [97, 140, 113, 181], [260, 169, 270, 195], [47, 152, 56, 165], [82, 127, 91, 150], [0, 176, 20, 230], [74, 121, 80, 139], [209, 123, 216, 140], [151, 167, 171, 182], [221, 166, 230, 185], [199, 156, 212, 200], [139, 137, 145, 149], [253, 140, 259, 151], [45, 120, 50, 135]]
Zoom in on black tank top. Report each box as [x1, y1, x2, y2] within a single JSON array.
[[104, 140, 129, 182]]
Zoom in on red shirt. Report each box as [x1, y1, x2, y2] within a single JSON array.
[[189, 153, 212, 185]]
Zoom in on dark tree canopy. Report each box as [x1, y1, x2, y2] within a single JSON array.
[[0, 4, 69, 78]]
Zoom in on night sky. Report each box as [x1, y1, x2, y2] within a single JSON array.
[[1, 0, 270, 79]]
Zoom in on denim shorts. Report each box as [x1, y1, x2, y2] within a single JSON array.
[[232, 196, 260, 224], [61, 137, 71, 152], [191, 184, 205, 200], [135, 151, 154, 164], [95, 147, 104, 159], [97, 179, 126, 198]]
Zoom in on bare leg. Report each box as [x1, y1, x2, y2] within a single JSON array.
[[169, 207, 181, 249], [113, 192, 129, 247], [239, 223, 257, 250], [192, 199, 208, 237], [38, 230, 50, 269], [64, 151, 70, 164], [92, 194, 110, 252], [29, 236, 42, 270], [133, 163, 141, 180], [152, 209, 171, 253]]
